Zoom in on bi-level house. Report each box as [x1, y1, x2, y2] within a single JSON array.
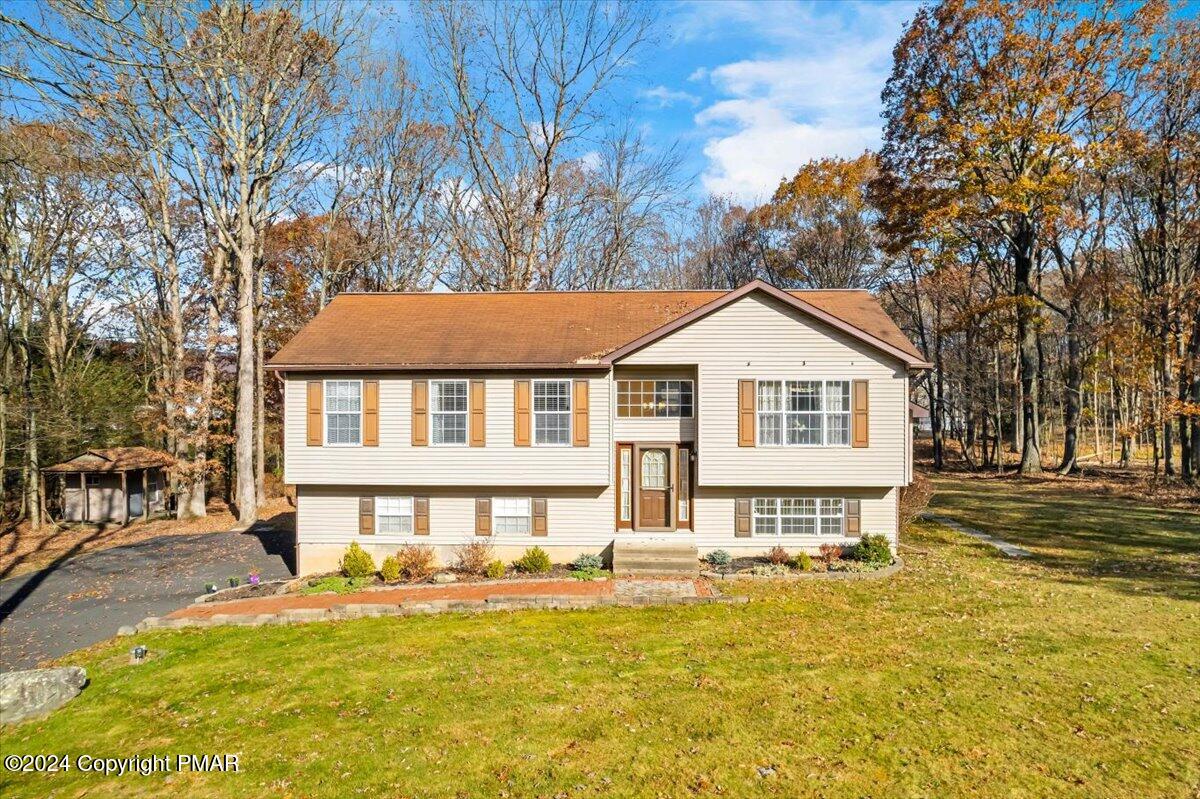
[[267, 280, 930, 574]]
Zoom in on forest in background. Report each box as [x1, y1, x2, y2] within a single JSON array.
[[1, 0, 1197, 530]]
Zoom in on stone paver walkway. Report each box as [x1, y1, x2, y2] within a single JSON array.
[[922, 513, 1033, 558]]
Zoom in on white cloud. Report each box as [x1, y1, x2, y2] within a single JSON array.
[[682, 1, 918, 202], [639, 85, 701, 109]]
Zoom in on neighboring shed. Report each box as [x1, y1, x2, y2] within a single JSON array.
[[43, 448, 174, 524]]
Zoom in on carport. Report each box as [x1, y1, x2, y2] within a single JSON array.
[[42, 447, 174, 524]]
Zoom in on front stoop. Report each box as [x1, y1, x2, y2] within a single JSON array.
[[612, 540, 699, 577]]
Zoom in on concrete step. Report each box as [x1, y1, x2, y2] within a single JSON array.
[[612, 540, 699, 576]]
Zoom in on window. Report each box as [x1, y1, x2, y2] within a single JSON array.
[[533, 380, 571, 445], [641, 449, 667, 488], [619, 447, 632, 522], [617, 380, 694, 418], [325, 380, 361, 445], [431, 380, 468, 445], [494, 497, 531, 534], [148, 473, 162, 504], [677, 448, 690, 522], [753, 497, 843, 535], [376, 496, 414, 534], [757, 380, 851, 446]]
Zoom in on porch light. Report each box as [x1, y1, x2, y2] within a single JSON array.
[[131, 645, 148, 664]]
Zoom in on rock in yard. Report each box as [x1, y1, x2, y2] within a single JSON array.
[[117, 625, 137, 637], [433, 573, 458, 584], [0, 667, 88, 725]]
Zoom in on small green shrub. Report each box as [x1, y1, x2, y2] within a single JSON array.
[[515, 546, 552, 574], [380, 555, 401, 584], [705, 549, 731, 567], [850, 533, 892, 565], [395, 544, 437, 581], [485, 560, 506, 579], [571, 553, 604, 571], [301, 576, 373, 595], [792, 551, 813, 571], [767, 545, 790, 565], [750, 563, 791, 577], [340, 541, 377, 578]]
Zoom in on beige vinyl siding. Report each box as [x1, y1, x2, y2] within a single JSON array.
[[284, 372, 611, 486], [618, 292, 909, 487]]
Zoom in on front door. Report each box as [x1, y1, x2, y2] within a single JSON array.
[[638, 448, 670, 529]]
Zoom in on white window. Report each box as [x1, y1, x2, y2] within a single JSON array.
[[753, 497, 842, 535], [757, 380, 851, 446], [617, 379, 694, 418], [376, 496, 414, 534], [493, 497, 531, 534], [533, 379, 571, 445], [325, 380, 362, 445], [619, 448, 632, 522], [431, 380, 468, 445]]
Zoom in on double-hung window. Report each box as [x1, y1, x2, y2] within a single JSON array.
[[757, 380, 851, 446], [533, 379, 571, 445], [431, 380, 468, 445], [376, 496, 414, 534], [493, 497, 531, 534], [753, 497, 843, 535], [325, 380, 362, 445]]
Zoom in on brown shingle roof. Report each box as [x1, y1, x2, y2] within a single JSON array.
[[267, 281, 928, 371], [43, 447, 175, 473]]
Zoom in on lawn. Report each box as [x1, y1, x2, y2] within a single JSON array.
[[2, 480, 1198, 798]]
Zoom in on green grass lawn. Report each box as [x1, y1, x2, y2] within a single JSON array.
[[3, 480, 1198, 798]]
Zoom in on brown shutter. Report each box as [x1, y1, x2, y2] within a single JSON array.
[[359, 497, 375, 535], [411, 380, 428, 446], [513, 380, 531, 446], [475, 498, 492, 536], [363, 379, 379, 446], [572, 379, 589, 446], [734, 498, 752, 537], [306, 381, 323, 446], [532, 497, 548, 536], [738, 380, 755, 447], [469, 379, 486, 446], [852, 379, 869, 448], [845, 499, 861, 535], [414, 496, 429, 535]]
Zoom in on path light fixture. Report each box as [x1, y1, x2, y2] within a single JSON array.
[[130, 645, 148, 665]]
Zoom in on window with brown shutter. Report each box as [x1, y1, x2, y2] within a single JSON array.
[[470, 379, 486, 447], [414, 496, 430, 535], [359, 497, 375, 535], [363, 380, 379, 446], [572, 380, 589, 447], [852, 379, 869, 447], [513, 380, 531, 446], [738, 380, 755, 447], [412, 380, 428, 446], [475, 498, 492, 535], [734, 498, 751, 537], [845, 498, 861, 534], [306, 381, 323, 446], [532, 497, 548, 536]]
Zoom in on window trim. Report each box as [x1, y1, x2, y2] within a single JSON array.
[[324, 378, 364, 447], [616, 379, 695, 419], [752, 496, 845, 536], [755, 379, 852, 448], [430, 378, 469, 447], [492, 496, 532, 535], [374, 495, 415, 535], [532, 378, 572, 447]]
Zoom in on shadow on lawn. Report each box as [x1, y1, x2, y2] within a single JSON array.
[[930, 477, 1200, 603]]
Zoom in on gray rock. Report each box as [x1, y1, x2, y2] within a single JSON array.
[[0, 667, 88, 724], [432, 573, 457, 584], [117, 625, 137, 637]]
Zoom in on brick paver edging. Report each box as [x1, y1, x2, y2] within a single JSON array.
[[121, 591, 749, 634], [701, 556, 905, 582]]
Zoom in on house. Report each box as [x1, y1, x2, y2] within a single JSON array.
[[43, 447, 173, 524], [267, 280, 930, 575]]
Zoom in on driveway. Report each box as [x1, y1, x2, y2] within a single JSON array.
[[0, 525, 292, 672]]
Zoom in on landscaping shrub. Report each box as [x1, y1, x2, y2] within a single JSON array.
[[301, 576, 373, 595], [767, 545, 790, 565], [340, 542, 376, 578], [514, 546, 552, 574], [455, 540, 495, 575], [792, 551, 813, 571], [850, 533, 893, 565], [818, 543, 843, 566], [750, 563, 791, 577], [899, 472, 934, 533], [380, 555, 401, 584], [704, 549, 731, 567], [394, 544, 437, 581], [485, 560, 506, 579], [571, 553, 603, 571]]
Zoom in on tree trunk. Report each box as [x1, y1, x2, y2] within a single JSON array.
[[1058, 303, 1082, 474], [234, 232, 258, 526], [1014, 227, 1042, 475], [932, 295, 944, 470]]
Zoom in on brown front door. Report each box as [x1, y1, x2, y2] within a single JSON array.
[[637, 448, 670, 529]]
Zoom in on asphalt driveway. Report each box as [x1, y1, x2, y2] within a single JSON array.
[[0, 525, 292, 672]]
